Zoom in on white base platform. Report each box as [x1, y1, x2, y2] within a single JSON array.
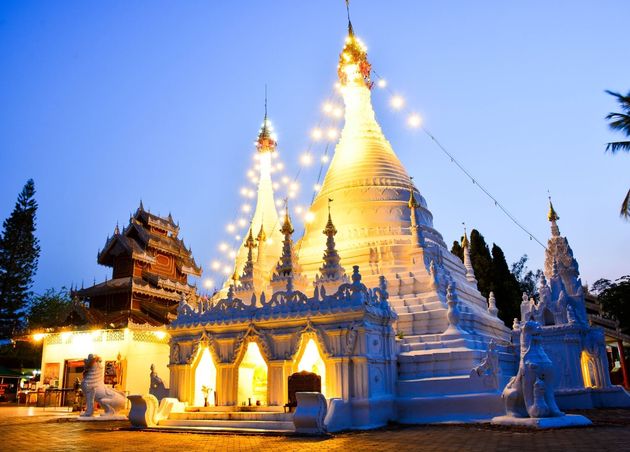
[[491, 414, 592, 429]]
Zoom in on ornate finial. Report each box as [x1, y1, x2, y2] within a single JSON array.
[[256, 223, 266, 243], [280, 202, 294, 235], [408, 185, 419, 209], [114, 222, 120, 235], [547, 194, 559, 223], [318, 198, 344, 282], [461, 222, 469, 249], [139, 199, 144, 211], [345, 0, 354, 35], [245, 226, 256, 251], [337, 6, 372, 88], [323, 199, 337, 237], [547, 193, 561, 237], [256, 88, 276, 153]]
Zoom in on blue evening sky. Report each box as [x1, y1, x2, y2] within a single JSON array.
[[0, 1, 628, 295]]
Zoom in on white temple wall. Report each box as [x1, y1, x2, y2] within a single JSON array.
[[40, 329, 169, 396]]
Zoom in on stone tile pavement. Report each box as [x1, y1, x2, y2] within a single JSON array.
[[1, 409, 630, 452]]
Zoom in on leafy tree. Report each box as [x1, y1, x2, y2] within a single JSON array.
[[604, 90, 630, 218], [451, 240, 463, 261], [452, 229, 530, 326], [468, 230, 493, 299], [491, 244, 522, 326], [0, 180, 40, 338], [511, 254, 544, 300], [592, 276, 630, 333], [28, 287, 72, 330]]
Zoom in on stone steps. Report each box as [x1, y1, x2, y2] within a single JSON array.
[[171, 411, 292, 421], [159, 409, 295, 432], [158, 418, 295, 431]]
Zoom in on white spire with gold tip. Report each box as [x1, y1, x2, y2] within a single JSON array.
[[229, 100, 283, 291]]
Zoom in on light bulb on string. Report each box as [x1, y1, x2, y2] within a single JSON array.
[[222, 265, 232, 275], [300, 153, 313, 166], [211, 260, 221, 271], [273, 182, 280, 190], [240, 187, 248, 196], [290, 182, 299, 192], [295, 205, 304, 214], [321, 155, 330, 163], [235, 235, 241, 241], [332, 107, 343, 118], [241, 204, 251, 213], [276, 199, 284, 207], [282, 176, 290, 185], [322, 102, 333, 114], [313, 183, 321, 191], [226, 223, 236, 233], [390, 95, 405, 110], [311, 128, 323, 140], [238, 218, 247, 227], [327, 128, 338, 140], [377, 79, 387, 88], [218, 242, 228, 252], [407, 113, 423, 128], [228, 250, 236, 259]]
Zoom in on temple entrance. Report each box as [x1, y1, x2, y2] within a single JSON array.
[[237, 342, 268, 406], [193, 348, 217, 407], [296, 338, 326, 396], [581, 351, 598, 388]]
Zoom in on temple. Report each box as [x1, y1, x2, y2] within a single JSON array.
[[35, 206, 201, 402], [71, 203, 201, 326], [125, 16, 630, 432]]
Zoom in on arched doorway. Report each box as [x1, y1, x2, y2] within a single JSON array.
[[193, 347, 217, 407], [237, 342, 268, 406], [296, 337, 327, 396]]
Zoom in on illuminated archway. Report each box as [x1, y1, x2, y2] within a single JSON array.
[[237, 341, 268, 406], [193, 348, 217, 407], [296, 337, 327, 397], [580, 351, 598, 388]]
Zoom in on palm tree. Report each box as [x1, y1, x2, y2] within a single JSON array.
[[605, 90, 630, 218]]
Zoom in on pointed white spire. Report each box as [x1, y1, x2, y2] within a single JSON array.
[[461, 224, 477, 284]]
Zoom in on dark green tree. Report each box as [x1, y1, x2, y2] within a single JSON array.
[[451, 240, 464, 261], [28, 287, 72, 330], [605, 90, 630, 218], [592, 276, 630, 333], [0, 179, 41, 338], [491, 244, 522, 326], [468, 230, 493, 299], [511, 254, 543, 300]]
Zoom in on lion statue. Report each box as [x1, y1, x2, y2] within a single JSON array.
[[80, 354, 126, 417], [501, 320, 563, 418]]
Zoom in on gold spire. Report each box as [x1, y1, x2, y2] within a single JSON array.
[[256, 89, 276, 153], [548, 198, 560, 222], [256, 223, 266, 243], [245, 227, 256, 250], [461, 223, 469, 249], [408, 186, 419, 209], [280, 204, 294, 235], [337, 16, 372, 88], [323, 199, 337, 237]]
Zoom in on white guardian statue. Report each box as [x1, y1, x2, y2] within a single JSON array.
[[80, 354, 126, 419]]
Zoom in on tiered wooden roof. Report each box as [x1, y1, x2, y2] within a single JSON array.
[[73, 203, 201, 327]]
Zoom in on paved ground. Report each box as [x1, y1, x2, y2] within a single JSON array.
[[1, 407, 630, 452]]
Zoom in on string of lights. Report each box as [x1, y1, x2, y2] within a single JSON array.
[[370, 68, 547, 250], [204, 91, 344, 291]]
